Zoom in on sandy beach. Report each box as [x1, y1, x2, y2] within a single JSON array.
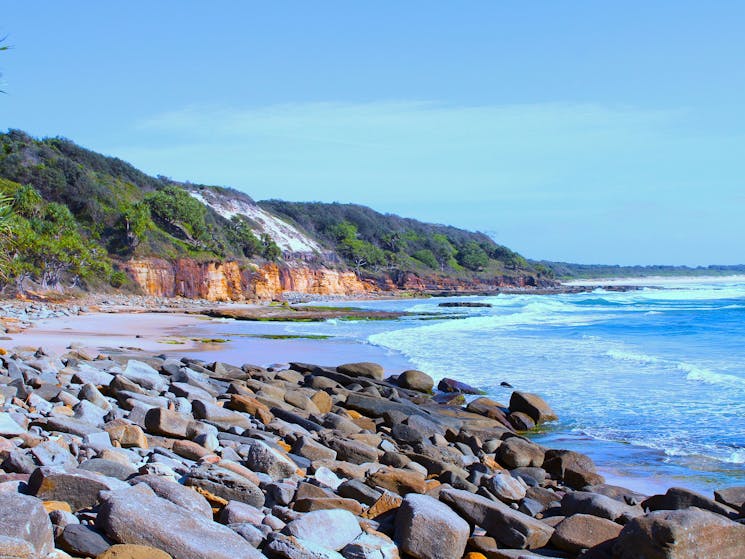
[[1, 311, 209, 355]]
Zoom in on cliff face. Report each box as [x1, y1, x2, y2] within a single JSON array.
[[122, 258, 550, 301], [122, 259, 377, 301]]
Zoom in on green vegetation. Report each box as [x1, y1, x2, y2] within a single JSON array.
[[0, 130, 285, 293], [259, 200, 539, 278], [536, 261, 745, 280], [247, 334, 332, 340]]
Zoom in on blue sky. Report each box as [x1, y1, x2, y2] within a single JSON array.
[[1, 1, 744, 265]]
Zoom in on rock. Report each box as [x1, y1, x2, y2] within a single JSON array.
[[341, 531, 398, 559], [144, 408, 208, 439], [226, 395, 274, 425], [437, 378, 484, 394], [440, 487, 553, 549], [310, 391, 333, 414], [246, 441, 299, 481], [129, 475, 213, 519], [29, 467, 129, 511], [0, 493, 54, 559], [328, 438, 380, 465], [550, 513, 622, 553], [497, 437, 544, 469], [122, 360, 167, 392], [643, 487, 738, 518], [485, 470, 526, 503], [294, 497, 364, 515], [220, 500, 265, 525], [508, 392, 557, 424], [613, 507, 745, 559], [59, 524, 113, 558], [715, 486, 745, 511], [105, 424, 147, 448], [229, 523, 266, 547], [337, 362, 385, 381], [561, 491, 641, 523], [265, 533, 345, 559], [184, 464, 265, 508], [96, 483, 265, 559], [192, 399, 252, 430], [0, 412, 25, 435], [292, 436, 337, 462], [96, 544, 173, 559], [398, 370, 434, 393], [338, 480, 382, 506], [284, 509, 362, 551], [507, 412, 536, 431], [395, 493, 469, 559], [79, 458, 137, 481], [368, 466, 427, 495]]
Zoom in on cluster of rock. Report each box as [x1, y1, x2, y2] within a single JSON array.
[[1, 346, 744, 559], [0, 303, 86, 334]]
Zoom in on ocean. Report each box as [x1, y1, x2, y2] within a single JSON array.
[[184, 278, 745, 494]]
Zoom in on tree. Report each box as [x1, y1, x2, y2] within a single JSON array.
[[145, 186, 208, 245], [227, 215, 262, 257], [260, 233, 282, 261], [429, 234, 456, 271], [458, 241, 490, 271], [117, 202, 150, 250], [412, 249, 438, 269]]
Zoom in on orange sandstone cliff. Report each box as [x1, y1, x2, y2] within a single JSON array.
[[121, 259, 378, 301]]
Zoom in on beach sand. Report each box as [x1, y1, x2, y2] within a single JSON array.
[[1, 311, 209, 355]]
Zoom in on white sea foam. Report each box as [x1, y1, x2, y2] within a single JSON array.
[[605, 349, 661, 364], [680, 363, 745, 389]]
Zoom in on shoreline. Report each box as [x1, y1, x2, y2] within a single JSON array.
[[3, 303, 734, 497]]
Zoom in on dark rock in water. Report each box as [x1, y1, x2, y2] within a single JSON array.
[[550, 513, 622, 553], [613, 507, 745, 559], [395, 493, 469, 559], [500, 381, 513, 387], [0, 493, 54, 559], [642, 487, 738, 518], [437, 378, 485, 394], [508, 391, 557, 424], [97, 483, 265, 559], [438, 302, 493, 308], [432, 392, 466, 405], [508, 411, 536, 431], [397, 369, 434, 393], [337, 362, 385, 380], [715, 486, 745, 511], [58, 523, 113, 558]]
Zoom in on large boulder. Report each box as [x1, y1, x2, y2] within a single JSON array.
[[550, 513, 622, 553], [0, 493, 54, 559], [96, 483, 265, 559], [337, 362, 385, 381], [395, 494, 469, 559], [561, 491, 641, 523], [284, 509, 362, 551], [485, 470, 526, 503], [643, 487, 738, 518], [245, 441, 299, 481], [440, 487, 553, 549], [497, 437, 544, 469], [29, 467, 129, 511], [122, 360, 168, 392], [715, 486, 745, 511], [437, 378, 484, 394], [398, 370, 434, 393], [613, 507, 745, 559], [508, 392, 557, 424], [129, 475, 213, 519]]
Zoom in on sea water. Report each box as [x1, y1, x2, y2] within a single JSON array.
[[185, 278, 745, 493]]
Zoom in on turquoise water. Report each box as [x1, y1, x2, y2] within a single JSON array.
[[186, 279, 745, 493]]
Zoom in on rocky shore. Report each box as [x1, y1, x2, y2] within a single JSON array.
[[1, 344, 744, 559]]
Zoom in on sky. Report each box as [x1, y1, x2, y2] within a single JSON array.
[[1, 1, 744, 265]]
